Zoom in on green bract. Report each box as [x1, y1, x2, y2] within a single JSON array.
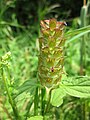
[[38, 19, 66, 88]]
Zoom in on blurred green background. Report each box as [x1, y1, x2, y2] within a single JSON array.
[[0, 0, 90, 120]]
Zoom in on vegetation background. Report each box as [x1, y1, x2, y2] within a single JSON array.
[[0, 0, 90, 120]]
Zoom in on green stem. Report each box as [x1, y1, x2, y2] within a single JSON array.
[[41, 88, 45, 116], [34, 87, 38, 115], [25, 99, 33, 120], [80, 4, 87, 75], [84, 101, 89, 120], [44, 88, 52, 114], [1, 68, 20, 119]]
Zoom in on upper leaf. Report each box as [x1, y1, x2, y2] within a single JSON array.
[[61, 76, 90, 98], [51, 87, 66, 107]]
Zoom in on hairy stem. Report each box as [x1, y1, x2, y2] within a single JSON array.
[[1, 68, 20, 120]]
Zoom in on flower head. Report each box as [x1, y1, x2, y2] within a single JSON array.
[[38, 18, 66, 88]]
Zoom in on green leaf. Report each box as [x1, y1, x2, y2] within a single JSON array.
[[65, 25, 90, 44], [62, 76, 90, 98], [61, 76, 90, 85], [27, 116, 43, 120], [0, 21, 24, 28], [14, 79, 42, 98], [63, 85, 90, 98], [51, 87, 66, 107]]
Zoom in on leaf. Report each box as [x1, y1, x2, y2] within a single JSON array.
[[15, 79, 42, 98], [51, 87, 66, 107], [27, 116, 43, 120], [61, 76, 90, 98], [63, 85, 90, 98], [0, 21, 24, 28], [48, 4, 60, 13], [65, 25, 90, 44], [61, 76, 90, 85]]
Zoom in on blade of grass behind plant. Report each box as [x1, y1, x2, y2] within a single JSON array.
[[65, 25, 90, 44]]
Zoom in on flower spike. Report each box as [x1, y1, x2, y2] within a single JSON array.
[[38, 18, 66, 88]]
